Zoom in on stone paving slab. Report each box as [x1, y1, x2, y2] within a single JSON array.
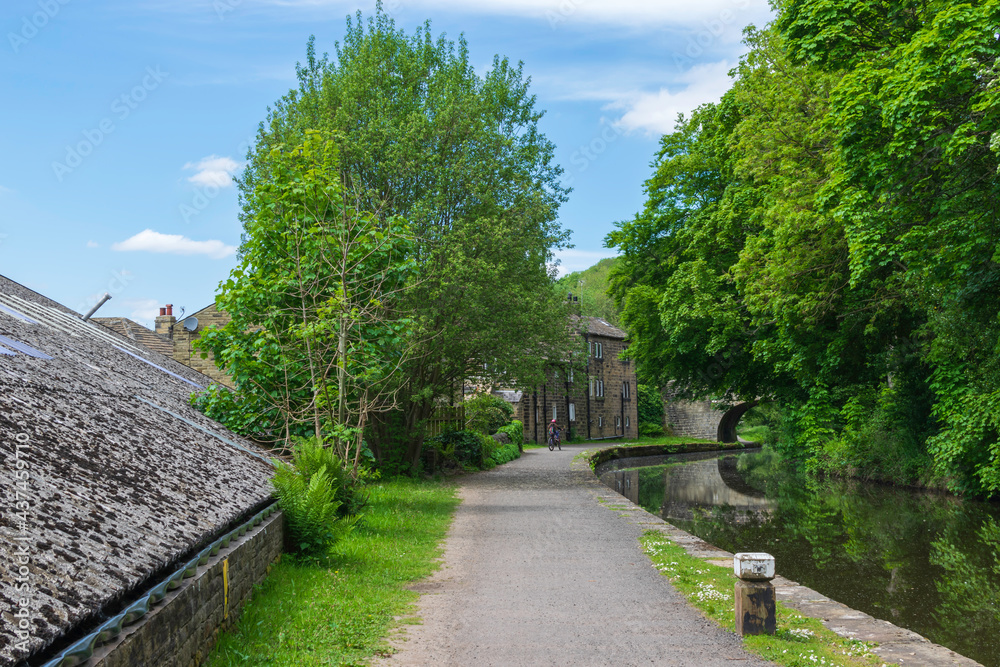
[[578, 448, 984, 667]]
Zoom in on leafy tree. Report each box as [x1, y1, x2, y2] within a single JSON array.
[[607, 3, 1000, 495], [230, 6, 571, 471], [199, 132, 415, 475]]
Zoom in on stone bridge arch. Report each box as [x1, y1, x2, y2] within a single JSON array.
[[662, 386, 758, 443]]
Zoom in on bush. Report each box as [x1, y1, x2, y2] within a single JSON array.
[[637, 384, 664, 427], [639, 421, 665, 437], [497, 420, 524, 448], [426, 429, 486, 468], [489, 441, 521, 466], [272, 439, 359, 557], [464, 393, 514, 434]]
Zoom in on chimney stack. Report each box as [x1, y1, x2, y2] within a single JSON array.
[[155, 304, 176, 337]]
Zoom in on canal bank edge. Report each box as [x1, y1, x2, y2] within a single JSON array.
[[576, 444, 984, 667]]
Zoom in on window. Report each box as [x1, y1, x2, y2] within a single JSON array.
[[595, 342, 603, 359], [552, 405, 557, 421], [568, 368, 574, 382], [598, 416, 603, 427], [616, 415, 621, 428], [625, 416, 630, 428], [589, 378, 594, 396], [622, 382, 631, 399], [598, 379, 604, 397], [569, 403, 576, 421]]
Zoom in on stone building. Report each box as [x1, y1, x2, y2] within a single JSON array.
[[96, 302, 233, 387], [518, 315, 638, 444]]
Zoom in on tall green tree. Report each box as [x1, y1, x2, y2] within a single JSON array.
[[607, 2, 1000, 495], [200, 133, 415, 475], [232, 6, 571, 470]]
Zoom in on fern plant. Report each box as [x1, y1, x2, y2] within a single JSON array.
[[272, 439, 360, 557]]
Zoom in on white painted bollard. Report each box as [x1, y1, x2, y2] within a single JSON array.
[[733, 552, 776, 636]]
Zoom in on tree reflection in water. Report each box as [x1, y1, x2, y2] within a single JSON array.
[[623, 450, 1000, 667]]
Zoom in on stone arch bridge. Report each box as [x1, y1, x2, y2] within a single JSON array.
[[662, 388, 758, 443]]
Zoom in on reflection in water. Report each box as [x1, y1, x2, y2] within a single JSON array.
[[605, 451, 1000, 667]]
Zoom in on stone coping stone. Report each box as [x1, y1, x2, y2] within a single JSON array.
[[575, 446, 984, 667]]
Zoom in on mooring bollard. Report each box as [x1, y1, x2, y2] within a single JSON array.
[[733, 552, 776, 636]]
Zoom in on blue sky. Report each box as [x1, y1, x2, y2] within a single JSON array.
[[0, 0, 773, 326]]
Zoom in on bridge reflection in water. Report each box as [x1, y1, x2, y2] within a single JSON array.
[[602, 456, 772, 522]]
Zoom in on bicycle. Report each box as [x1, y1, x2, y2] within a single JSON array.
[[547, 432, 561, 451]]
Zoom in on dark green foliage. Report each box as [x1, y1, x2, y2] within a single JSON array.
[[426, 429, 486, 468], [607, 5, 1000, 496], [489, 441, 521, 466], [637, 384, 662, 424], [639, 422, 666, 438], [272, 438, 359, 557], [464, 393, 514, 435], [190, 384, 295, 446], [497, 419, 524, 448]]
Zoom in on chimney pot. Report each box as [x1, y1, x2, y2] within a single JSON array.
[[159, 307, 166, 316], [166, 304, 173, 316]]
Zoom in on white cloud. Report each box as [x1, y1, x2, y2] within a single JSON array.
[[183, 155, 241, 188], [111, 229, 236, 259], [551, 248, 616, 276], [122, 298, 162, 326], [609, 60, 736, 135], [0, 185, 12, 195], [86, 240, 99, 248]]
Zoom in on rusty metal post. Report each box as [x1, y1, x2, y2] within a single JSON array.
[[734, 552, 776, 636]]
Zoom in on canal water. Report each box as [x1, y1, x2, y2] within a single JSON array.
[[600, 449, 1000, 667]]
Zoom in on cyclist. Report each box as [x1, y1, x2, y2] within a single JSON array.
[[547, 419, 561, 450]]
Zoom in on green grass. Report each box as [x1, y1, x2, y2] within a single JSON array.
[[737, 425, 770, 442], [206, 478, 459, 666], [640, 532, 893, 667]]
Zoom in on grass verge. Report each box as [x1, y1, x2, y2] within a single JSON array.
[[206, 477, 459, 666], [640, 531, 893, 667]]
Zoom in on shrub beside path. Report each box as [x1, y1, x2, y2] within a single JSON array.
[[376, 444, 777, 666]]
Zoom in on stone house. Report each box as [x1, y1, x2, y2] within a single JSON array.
[[96, 302, 233, 388], [518, 315, 638, 444], [0, 275, 276, 667]]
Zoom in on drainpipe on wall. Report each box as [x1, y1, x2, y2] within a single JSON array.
[[585, 333, 592, 440], [565, 368, 571, 441]]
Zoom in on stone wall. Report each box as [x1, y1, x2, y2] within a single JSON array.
[[663, 390, 721, 441], [91, 511, 283, 667], [170, 304, 234, 388]]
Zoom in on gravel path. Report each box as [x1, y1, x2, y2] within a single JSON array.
[[376, 444, 776, 666]]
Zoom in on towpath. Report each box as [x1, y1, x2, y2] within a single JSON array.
[[376, 444, 776, 666]]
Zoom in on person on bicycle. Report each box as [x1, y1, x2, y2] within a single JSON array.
[[547, 419, 560, 447]]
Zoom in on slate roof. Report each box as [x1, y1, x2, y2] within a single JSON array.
[[91, 317, 173, 357], [573, 315, 627, 340], [0, 275, 274, 666]]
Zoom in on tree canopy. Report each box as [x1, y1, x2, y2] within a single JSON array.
[[607, 1, 1000, 496], [204, 5, 572, 471]]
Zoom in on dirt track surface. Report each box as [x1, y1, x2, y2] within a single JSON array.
[[376, 444, 776, 666]]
